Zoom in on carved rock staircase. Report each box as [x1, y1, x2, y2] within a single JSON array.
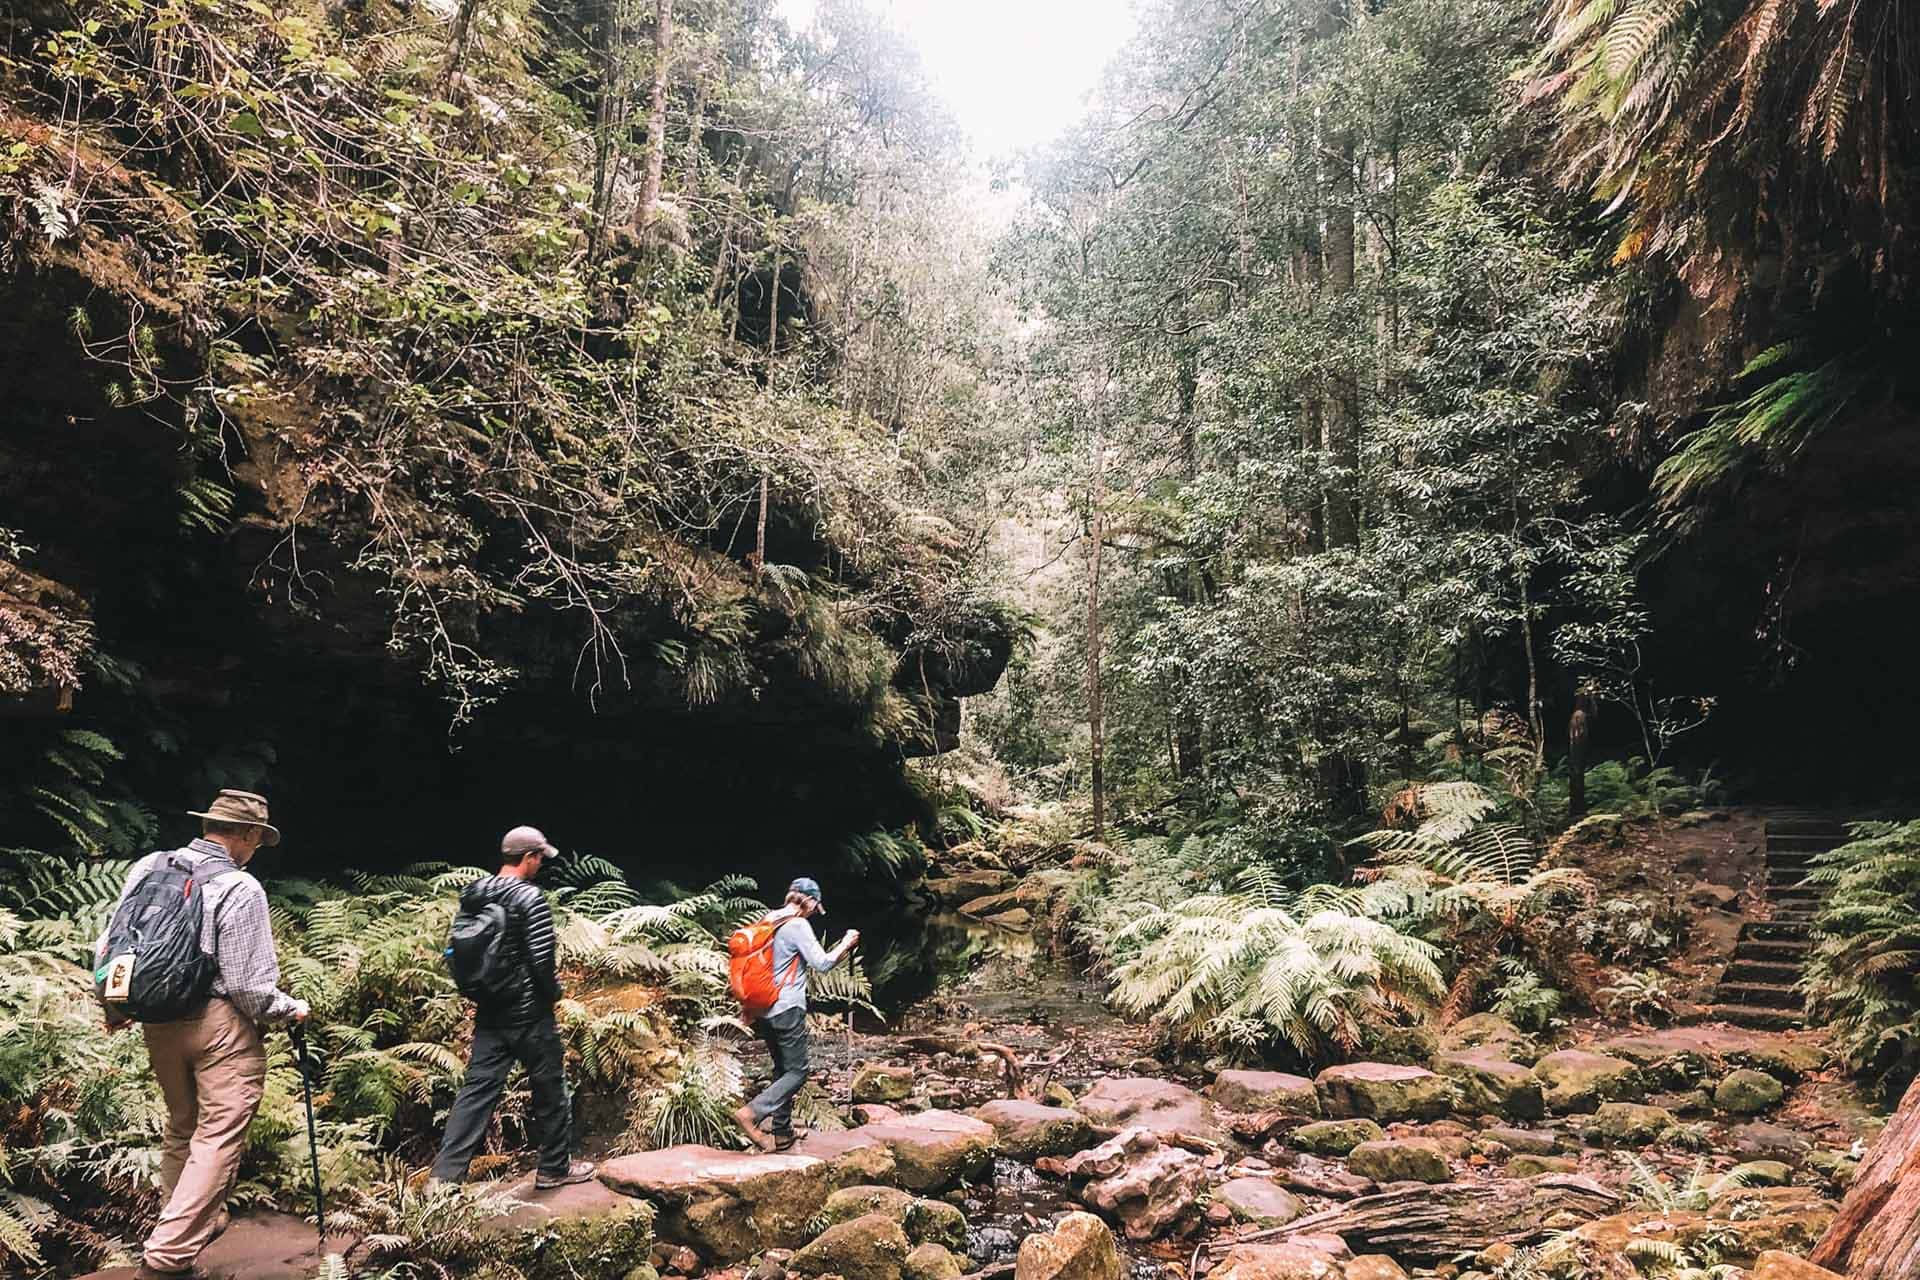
[[1697, 811, 1845, 1030]]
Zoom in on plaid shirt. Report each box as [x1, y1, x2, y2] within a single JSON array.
[[97, 838, 302, 1027]]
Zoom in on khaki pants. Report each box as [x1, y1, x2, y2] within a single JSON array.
[[141, 998, 267, 1271]]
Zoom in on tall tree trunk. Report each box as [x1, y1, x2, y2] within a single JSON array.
[[1812, 1072, 1920, 1279], [711, 149, 749, 313], [444, 0, 482, 78], [1567, 694, 1591, 818], [1173, 339, 1203, 780], [589, 0, 634, 260], [1088, 413, 1108, 843], [766, 247, 781, 369], [1323, 127, 1359, 549], [634, 0, 674, 231]]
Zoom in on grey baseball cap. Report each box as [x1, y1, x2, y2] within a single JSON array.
[[502, 825, 558, 858], [789, 876, 825, 913]]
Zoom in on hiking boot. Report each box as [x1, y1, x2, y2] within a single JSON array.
[[209, 1208, 232, 1240], [135, 1264, 194, 1279], [733, 1104, 775, 1151], [772, 1132, 799, 1152], [534, 1160, 597, 1190]]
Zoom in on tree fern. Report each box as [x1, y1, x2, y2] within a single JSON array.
[[1107, 866, 1444, 1061], [1804, 820, 1920, 1080]]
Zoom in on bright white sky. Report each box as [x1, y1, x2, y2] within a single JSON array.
[[776, 0, 1139, 159]]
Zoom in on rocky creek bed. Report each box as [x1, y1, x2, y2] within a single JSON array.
[[76, 913, 1883, 1280]]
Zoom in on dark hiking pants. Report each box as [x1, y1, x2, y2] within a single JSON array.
[[748, 1006, 810, 1137], [432, 1015, 573, 1182]]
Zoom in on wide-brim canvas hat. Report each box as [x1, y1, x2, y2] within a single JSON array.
[[187, 789, 281, 846]]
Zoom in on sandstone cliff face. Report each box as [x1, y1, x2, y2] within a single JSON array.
[[0, 35, 1009, 889]]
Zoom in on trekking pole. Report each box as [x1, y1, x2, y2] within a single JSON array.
[[289, 1023, 326, 1247], [845, 1007, 855, 1106]]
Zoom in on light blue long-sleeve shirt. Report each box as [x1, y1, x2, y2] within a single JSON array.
[[768, 909, 839, 1017]]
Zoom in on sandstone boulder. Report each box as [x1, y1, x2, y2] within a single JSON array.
[[1213, 1177, 1305, 1226], [854, 1064, 916, 1105], [1291, 1118, 1385, 1156], [599, 1146, 844, 1262], [1751, 1251, 1845, 1280], [1345, 1258, 1410, 1280], [1315, 1063, 1454, 1122], [800, 1110, 996, 1192], [1483, 1127, 1560, 1156], [905, 1243, 962, 1280], [1346, 1138, 1450, 1184], [1076, 1076, 1216, 1137], [1046, 1127, 1207, 1240], [1532, 1050, 1637, 1113], [1210, 1070, 1320, 1116], [818, 1186, 967, 1252], [1434, 1051, 1545, 1120], [790, 1213, 911, 1280], [1440, 1013, 1537, 1062], [1014, 1212, 1122, 1280], [971, 1099, 1096, 1160], [1209, 1242, 1346, 1280], [923, 870, 1014, 906], [1585, 1102, 1673, 1146], [1731, 1121, 1813, 1164], [1715, 1068, 1787, 1115], [1507, 1154, 1578, 1177], [1733, 1160, 1794, 1187]]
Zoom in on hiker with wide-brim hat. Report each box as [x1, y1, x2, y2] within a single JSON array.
[[96, 789, 308, 1279]]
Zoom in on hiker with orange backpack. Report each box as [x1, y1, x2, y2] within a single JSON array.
[[729, 877, 858, 1151]]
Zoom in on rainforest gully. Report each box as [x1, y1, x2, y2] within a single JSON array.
[[4, 1, 1920, 1278]]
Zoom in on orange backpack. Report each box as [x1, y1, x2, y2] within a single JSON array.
[[728, 916, 799, 1020]]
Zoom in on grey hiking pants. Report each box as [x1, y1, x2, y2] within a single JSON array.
[[431, 1015, 574, 1182], [748, 1006, 810, 1137]]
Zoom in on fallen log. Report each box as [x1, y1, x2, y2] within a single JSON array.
[[1810, 1072, 1920, 1280], [1214, 1175, 1622, 1263]]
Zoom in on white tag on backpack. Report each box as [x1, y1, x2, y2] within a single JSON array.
[[103, 953, 136, 1001]]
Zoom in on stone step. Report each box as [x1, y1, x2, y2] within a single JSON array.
[[1723, 959, 1803, 985], [1766, 812, 1848, 832], [1766, 832, 1847, 852], [1733, 938, 1811, 964], [1747, 920, 1814, 941], [1766, 870, 1815, 889], [1713, 981, 1803, 1011], [1697, 1003, 1803, 1031]]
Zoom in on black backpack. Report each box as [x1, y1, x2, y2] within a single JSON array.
[[95, 853, 219, 1022], [445, 900, 516, 999]]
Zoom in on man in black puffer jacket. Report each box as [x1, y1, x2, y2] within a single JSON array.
[[430, 826, 594, 1189]]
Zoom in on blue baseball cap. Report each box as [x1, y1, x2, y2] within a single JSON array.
[[789, 876, 825, 913]]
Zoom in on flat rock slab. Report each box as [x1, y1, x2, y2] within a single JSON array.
[[73, 1214, 355, 1280], [1595, 1027, 1829, 1083], [1314, 1063, 1454, 1122], [1076, 1076, 1218, 1137], [1210, 1070, 1319, 1116], [972, 1099, 1096, 1159], [793, 1109, 997, 1191], [600, 1145, 826, 1194], [600, 1144, 854, 1261]]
